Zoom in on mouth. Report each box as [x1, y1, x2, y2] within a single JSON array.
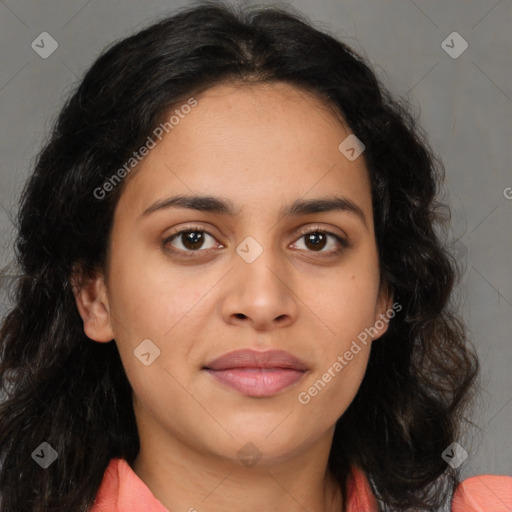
[[202, 349, 308, 398]]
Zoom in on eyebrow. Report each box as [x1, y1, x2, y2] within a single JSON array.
[[139, 194, 367, 227]]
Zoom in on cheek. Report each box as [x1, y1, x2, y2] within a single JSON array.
[[307, 352, 370, 428], [107, 248, 203, 337], [108, 245, 234, 370], [294, 258, 380, 416], [308, 263, 381, 342], [310, 277, 376, 386], [294, 336, 371, 439], [296, 293, 375, 429], [105, 257, 210, 407]]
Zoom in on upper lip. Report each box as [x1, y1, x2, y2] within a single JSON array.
[[204, 349, 308, 371]]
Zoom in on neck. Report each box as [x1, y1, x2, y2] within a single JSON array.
[[131, 417, 344, 512]]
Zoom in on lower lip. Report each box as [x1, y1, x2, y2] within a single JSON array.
[[204, 368, 306, 397]]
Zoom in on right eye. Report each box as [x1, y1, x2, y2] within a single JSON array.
[[163, 226, 223, 256]]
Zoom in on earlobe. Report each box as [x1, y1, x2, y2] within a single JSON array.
[[71, 271, 114, 343]]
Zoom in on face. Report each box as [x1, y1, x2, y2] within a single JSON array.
[[75, 81, 391, 466]]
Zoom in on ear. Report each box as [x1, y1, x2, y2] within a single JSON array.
[[372, 281, 394, 340], [71, 268, 114, 343]]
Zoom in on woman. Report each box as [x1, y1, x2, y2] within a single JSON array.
[[0, 2, 510, 511]]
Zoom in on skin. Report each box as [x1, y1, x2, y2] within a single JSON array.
[[74, 81, 391, 512]]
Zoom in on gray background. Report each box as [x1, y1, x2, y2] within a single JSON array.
[[0, 0, 510, 483]]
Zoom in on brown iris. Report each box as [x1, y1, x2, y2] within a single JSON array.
[[304, 232, 327, 251], [181, 230, 205, 250]]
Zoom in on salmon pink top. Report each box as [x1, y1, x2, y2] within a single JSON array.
[[90, 458, 512, 512]]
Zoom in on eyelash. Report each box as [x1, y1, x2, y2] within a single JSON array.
[[162, 224, 348, 258]]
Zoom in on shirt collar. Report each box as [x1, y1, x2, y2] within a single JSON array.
[[91, 457, 378, 512]]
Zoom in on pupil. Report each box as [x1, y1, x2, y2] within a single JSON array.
[[305, 232, 326, 251], [183, 231, 204, 250]]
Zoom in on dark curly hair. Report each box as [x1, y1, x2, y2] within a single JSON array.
[[0, 1, 479, 511]]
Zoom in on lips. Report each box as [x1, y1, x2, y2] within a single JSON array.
[[203, 349, 308, 397], [204, 349, 308, 371]]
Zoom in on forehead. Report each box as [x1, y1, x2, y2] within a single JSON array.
[[115, 81, 372, 223]]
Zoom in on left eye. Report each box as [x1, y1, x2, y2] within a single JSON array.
[[291, 230, 345, 253]]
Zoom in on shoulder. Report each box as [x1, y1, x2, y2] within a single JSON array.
[[350, 467, 512, 512], [451, 474, 512, 512], [90, 458, 122, 511], [91, 460, 511, 512], [347, 465, 380, 511], [90, 458, 169, 512]]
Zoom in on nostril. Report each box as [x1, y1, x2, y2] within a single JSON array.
[[235, 313, 247, 319]]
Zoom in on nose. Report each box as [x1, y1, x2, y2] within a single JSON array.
[[220, 243, 299, 332]]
